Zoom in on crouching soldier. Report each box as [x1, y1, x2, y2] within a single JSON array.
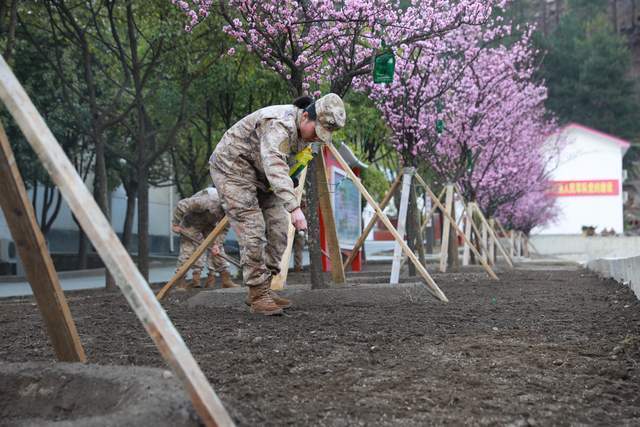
[[209, 93, 346, 315], [172, 187, 239, 290]]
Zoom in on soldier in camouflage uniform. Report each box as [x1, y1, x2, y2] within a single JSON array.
[[172, 187, 239, 290], [209, 93, 346, 315]]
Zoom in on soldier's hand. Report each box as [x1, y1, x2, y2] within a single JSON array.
[[291, 207, 307, 231], [210, 245, 221, 256], [172, 224, 182, 234]]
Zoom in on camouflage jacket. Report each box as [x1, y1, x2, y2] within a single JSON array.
[[209, 105, 306, 212], [172, 188, 228, 244]]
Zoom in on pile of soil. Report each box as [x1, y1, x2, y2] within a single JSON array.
[[0, 361, 197, 426], [1, 263, 639, 425]]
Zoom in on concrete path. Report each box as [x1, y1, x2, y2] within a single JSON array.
[[0, 263, 180, 298], [0, 241, 447, 298]]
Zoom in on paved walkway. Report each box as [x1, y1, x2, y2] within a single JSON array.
[[0, 241, 399, 298], [0, 263, 180, 298]]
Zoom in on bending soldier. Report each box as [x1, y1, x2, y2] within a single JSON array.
[[209, 93, 346, 315], [172, 187, 239, 290]]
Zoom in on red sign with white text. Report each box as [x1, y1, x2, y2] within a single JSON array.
[[548, 180, 619, 197]]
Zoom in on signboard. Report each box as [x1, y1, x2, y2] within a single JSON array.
[[548, 179, 619, 197], [332, 167, 361, 246]]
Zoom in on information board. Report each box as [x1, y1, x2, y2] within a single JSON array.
[[332, 167, 361, 247]]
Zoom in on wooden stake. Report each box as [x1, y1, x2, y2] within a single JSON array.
[[178, 231, 241, 268], [494, 219, 513, 257], [462, 204, 472, 267], [471, 205, 514, 268], [480, 217, 488, 263], [0, 56, 234, 427], [344, 173, 402, 269], [316, 147, 345, 284], [325, 143, 448, 302], [455, 185, 513, 267], [419, 188, 445, 233], [494, 218, 509, 240], [0, 121, 86, 363], [510, 230, 516, 258], [465, 203, 489, 257], [390, 167, 414, 285], [271, 168, 308, 290], [156, 217, 229, 300], [439, 184, 454, 273], [488, 219, 496, 265], [414, 176, 498, 281]]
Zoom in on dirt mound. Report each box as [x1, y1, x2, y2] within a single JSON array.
[[0, 362, 198, 426], [187, 282, 435, 309]]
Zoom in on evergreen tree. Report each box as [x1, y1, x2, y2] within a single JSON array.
[[539, 11, 640, 140]]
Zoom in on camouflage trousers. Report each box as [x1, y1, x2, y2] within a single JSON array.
[[210, 164, 289, 287], [176, 227, 229, 275]]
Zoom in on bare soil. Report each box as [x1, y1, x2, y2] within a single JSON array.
[[0, 361, 197, 426], [1, 263, 639, 426]]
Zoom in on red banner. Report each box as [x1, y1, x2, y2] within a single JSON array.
[[548, 179, 619, 197]]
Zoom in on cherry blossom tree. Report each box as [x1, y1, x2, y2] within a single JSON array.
[[495, 185, 558, 234], [173, 0, 504, 96], [422, 35, 559, 215], [362, 20, 561, 220], [170, 0, 508, 283]]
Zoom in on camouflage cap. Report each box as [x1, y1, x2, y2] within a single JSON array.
[[314, 93, 346, 144]]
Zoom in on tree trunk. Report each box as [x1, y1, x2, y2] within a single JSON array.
[[425, 224, 434, 254], [470, 217, 480, 265], [122, 181, 137, 251], [127, 3, 149, 282], [31, 178, 38, 215], [137, 155, 150, 281], [306, 158, 326, 289], [2, 0, 17, 63], [447, 200, 460, 268], [77, 228, 88, 270], [406, 181, 424, 276]]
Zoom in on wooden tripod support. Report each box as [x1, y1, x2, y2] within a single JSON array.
[[390, 167, 415, 284], [0, 121, 86, 363], [0, 55, 234, 427], [419, 187, 445, 234], [468, 203, 514, 268], [325, 143, 448, 302], [156, 217, 230, 300], [413, 175, 498, 281], [270, 168, 308, 290], [344, 173, 402, 269], [315, 146, 346, 284]]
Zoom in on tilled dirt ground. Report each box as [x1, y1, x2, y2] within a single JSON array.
[[1, 263, 639, 426]]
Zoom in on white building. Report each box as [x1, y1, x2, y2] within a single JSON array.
[[536, 123, 630, 235], [0, 182, 180, 273]]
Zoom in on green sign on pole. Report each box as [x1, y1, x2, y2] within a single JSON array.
[[435, 100, 445, 134], [373, 41, 395, 84]]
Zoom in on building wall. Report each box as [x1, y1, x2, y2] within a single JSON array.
[[0, 183, 180, 262], [536, 127, 626, 235]]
